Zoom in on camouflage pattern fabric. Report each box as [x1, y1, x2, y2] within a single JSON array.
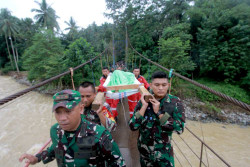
[[129, 94, 185, 167], [82, 102, 117, 132], [52, 89, 81, 112], [37, 118, 125, 167]]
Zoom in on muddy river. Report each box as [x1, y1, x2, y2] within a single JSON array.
[[0, 75, 249, 167]]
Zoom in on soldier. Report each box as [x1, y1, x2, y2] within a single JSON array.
[[128, 67, 150, 117], [19, 89, 126, 166], [98, 67, 119, 118], [78, 81, 117, 132], [129, 71, 185, 167]]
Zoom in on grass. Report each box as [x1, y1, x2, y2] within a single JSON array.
[[172, 78, 250, 104], [170, 77, 249, 115]]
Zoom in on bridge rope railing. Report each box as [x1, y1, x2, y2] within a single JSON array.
[[185, 127, 231, 167], [0, 49, 107, 106], [129, 43, 250, 112], [128, 42, 244, 167]]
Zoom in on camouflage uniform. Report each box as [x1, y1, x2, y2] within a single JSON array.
[[37, 118, 125, 167], [82, 102, 117, 132], [35, 89, 125, 167], [129, 94, 185, 167]]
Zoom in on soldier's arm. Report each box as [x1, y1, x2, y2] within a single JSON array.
[[129, 101, 146, 131], [38, 126, 58, 164], [159, 98, 185, 134], [100, 130, 126, 166]]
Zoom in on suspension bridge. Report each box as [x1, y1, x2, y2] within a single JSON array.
[[0, 40, 249, 167]]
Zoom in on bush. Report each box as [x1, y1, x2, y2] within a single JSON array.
[[173, 78, 250, 104]]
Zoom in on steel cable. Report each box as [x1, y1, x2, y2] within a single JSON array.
[[172, 139, 193, 167], [129, 43, 250, 112], [174, 151, 184, 167], [0, 49, 107, 105], [177, 135, 207, 167], [185, 127, 231, 167]]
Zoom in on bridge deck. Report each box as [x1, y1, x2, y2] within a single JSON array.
[[111, 98, 140, 167]]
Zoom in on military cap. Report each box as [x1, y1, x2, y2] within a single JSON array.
[[52, 89, 81, 112]]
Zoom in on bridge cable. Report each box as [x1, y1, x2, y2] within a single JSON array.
[[129, 42, 250, 112], [174, 151, 184, 167], [0, 49, 107, 106], [185, 127, 231, 167], [172, 139, 193, 167], [177, 135, 208, 167]]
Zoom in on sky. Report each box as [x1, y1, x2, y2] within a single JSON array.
[[0, 0, 113, 32]]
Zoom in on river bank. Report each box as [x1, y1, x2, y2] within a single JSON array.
[[3, 71, 250, 126], [1, 74, 250, 167]]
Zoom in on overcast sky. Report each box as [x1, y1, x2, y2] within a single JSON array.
[[0, 0, 113, 31]]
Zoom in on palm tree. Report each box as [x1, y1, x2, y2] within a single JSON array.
[[0, 8, 19, 73], [64, 16, 79, 40], [31, 0, 60, 31]]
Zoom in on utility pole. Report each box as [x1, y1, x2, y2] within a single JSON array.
[[125, 22, 128, 69], [112, 31, 115, 69]]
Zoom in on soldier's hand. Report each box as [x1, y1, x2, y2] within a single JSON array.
[[149, 97, 160, 114], [140, 94, 149, 107], [96, 101, 103, 114], [19, 153, 38, 165], [80, 103, 85, 114]]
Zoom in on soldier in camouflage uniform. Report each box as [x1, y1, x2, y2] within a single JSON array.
[[19, 89, 126, 167], [78, 81, 117, 132], [129, 71, 185, 167]]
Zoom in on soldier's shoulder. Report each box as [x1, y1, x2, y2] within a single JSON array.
[[85, 119, 106, 136], [50, 123, 59, 131], [168, 94, 181, 102], [49, 123, 60, 138]]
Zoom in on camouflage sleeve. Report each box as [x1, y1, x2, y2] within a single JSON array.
[[159, 98, 185, 134], [102, 105, 117, 132], [40, 126, 57, 164], [129, 101, 145, 131], [99, 130, 126, 167]]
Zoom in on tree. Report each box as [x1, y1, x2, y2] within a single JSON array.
[[0, 8, 19, 72], [196, 0, 250, 83], [64, 16, 79, 41], [62, 38, 100, 86], [31, 0, 60, 31], [22, 29, 63, 83], [159, 23, 195, 75], [104, 0, 192, 69]]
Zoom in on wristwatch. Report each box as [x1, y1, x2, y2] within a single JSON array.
[[156, 111, 163, 117], [35, 153, 42, 162]]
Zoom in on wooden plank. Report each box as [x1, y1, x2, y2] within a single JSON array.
[[138, 86, 153, 102], [106, 84, 143, 91], [92, 92, 105, 111]]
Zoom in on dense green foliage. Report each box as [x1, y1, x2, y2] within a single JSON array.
[[61, 38, 101, 87], [0, 0, 249, 104], [22, 30, 63, 82], [173, 78, 250, 104]]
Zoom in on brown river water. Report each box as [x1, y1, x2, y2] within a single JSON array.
[[0, 75, 249, 167]]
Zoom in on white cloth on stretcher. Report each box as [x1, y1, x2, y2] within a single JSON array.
[[103, 73, 141, 100]]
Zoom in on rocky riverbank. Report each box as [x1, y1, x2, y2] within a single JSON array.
[[183, 98, 250, 126], [4, 71, 250, 126]]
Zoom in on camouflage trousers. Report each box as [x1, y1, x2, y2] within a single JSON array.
[[139, 145, 175, 167]]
